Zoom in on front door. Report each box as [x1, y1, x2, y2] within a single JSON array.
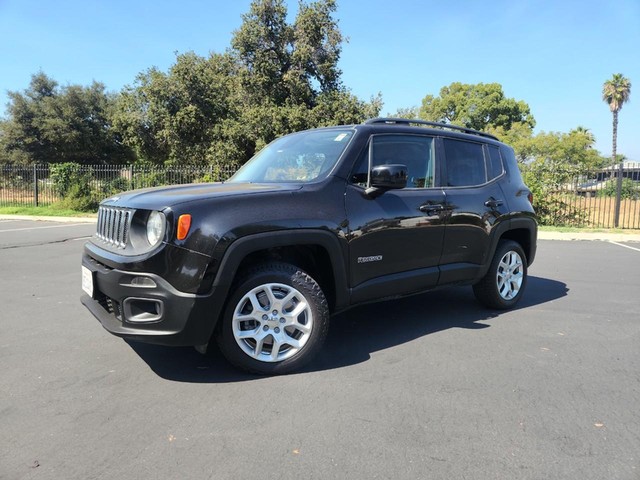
[[345, 134, 447, 303]]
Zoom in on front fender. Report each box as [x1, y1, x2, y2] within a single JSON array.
[[209, 229, 350, 312]]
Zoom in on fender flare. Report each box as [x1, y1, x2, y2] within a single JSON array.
[[477, 217, 537, 280], [211, 229, 350, 311]]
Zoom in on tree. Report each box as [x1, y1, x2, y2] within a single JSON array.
[[0, 72, 133, 165], [113, 0, 380, 166], [419, 82, 535, 132], [602, 73, 631, 227], [572, 126, 595, 145], [232, 0, 344, 108], [390, 106, 418, 119], [111, 52, 239, 165]]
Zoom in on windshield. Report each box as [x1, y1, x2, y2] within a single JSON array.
[[228, 128, 354, 183]]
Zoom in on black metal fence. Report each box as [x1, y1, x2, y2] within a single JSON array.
[[1, 162, 639, 229], [526, 163, 640, 230], [0, 164, 238, 208]]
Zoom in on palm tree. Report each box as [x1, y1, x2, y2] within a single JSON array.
[[602, 73, 631, 227], [572, 126, 596, 147]]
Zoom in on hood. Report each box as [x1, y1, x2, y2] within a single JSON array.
[[100, 182, 303, 211]]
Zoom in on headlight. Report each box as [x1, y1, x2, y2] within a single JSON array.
[[146, 211, 166, 246]]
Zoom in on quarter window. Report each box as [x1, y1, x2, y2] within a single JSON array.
[[487, 145, 504, 180]]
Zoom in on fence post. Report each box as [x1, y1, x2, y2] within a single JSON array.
[[129, 165, 134, 190], [614, 160, 623, 228], [33, 164, 39, 207]]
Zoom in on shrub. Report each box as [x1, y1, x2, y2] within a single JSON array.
[[49, 163, 98, 211], [521, 160, 589, 226], [597, 177, 640, 200], [50, 163, 92, 197], [133, 170, 167, 189], [100, 176, 130, 197], [56, 183, 99, 212]]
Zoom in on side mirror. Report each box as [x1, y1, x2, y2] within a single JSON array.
[[370, 164, 407, 189]]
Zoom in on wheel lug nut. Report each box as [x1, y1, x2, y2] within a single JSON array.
[[263, 325, 269, 331], [274, 327, 280, 333], [272, 310, 278, 315], [262, 314, 268, 321], [279, 317, 285, 323]]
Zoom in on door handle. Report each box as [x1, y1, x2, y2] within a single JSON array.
[[484, 198, 504, 208], [419, 204, 444, 214]]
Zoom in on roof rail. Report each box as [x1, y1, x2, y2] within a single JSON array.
[[364, 117, 498, 141]]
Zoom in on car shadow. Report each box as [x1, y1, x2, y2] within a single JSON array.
[[127, 276, 568, 383]]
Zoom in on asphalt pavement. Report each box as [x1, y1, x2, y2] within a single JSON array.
[[1, 218, 639, 479]]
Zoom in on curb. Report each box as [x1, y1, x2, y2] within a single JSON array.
[[538, 231, 640, 242]]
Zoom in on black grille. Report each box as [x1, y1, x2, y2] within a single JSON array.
[[96, 206, 134, 249]]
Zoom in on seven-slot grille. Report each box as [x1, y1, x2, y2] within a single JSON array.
[[96, 206, 134, 249]]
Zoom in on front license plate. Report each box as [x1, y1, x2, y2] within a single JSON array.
[[82, 266, 94, 298]]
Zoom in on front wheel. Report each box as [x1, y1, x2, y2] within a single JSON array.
[[473, 240, 528, 309], [216, 262, 329, 375]]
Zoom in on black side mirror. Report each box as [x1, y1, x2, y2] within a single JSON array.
[[370, 164, 407, 189]]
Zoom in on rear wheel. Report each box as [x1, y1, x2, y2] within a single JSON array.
[[473, 240, 527, 309], [216, 262, 329, 375]]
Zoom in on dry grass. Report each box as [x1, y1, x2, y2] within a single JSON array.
[[563, 196, 640, 228]]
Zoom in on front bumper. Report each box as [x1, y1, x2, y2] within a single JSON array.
[[81, 253, 223, 346]]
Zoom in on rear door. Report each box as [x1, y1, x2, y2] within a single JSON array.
[[438, 138, 509, 283]]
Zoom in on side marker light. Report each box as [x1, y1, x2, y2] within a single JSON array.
[[177, 214, 192, 240]]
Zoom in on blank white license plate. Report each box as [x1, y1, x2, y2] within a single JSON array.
[[82, 266, 94, 297]]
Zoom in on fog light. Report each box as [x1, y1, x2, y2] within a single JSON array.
[[121, 276, 157, 288]]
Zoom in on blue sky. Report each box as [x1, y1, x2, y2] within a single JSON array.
[[1, 0, 638, 159]]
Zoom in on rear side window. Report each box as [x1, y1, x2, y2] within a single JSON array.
[[444, 139, 486, 187], [487, 145, 504, 180]]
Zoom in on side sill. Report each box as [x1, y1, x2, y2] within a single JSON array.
[[350, 267, 439, 305]]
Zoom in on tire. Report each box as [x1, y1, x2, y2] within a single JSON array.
[[216, 262, 330, 375], [473, 240, 528, 310]]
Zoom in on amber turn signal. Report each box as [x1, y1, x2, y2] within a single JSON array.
[[177, 214, 192, 240]]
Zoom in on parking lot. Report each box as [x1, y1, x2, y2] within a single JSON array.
[[1, 218, 639, 479]]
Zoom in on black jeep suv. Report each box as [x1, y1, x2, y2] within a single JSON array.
[[81, 118, 537, 374]]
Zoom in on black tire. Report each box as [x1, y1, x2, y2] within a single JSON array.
[[473, 240, 528, 310], [216, 262, 329, 375]]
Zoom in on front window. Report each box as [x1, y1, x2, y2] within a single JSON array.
[[229, 129, 354, 183], [350, 134, 435, 188]]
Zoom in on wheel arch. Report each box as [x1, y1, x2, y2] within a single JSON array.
[[212, 230, 349, 313], [477, 217, 537, 281]]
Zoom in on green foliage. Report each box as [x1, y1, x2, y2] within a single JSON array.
[[521, 160, 588, 226], [132, 169, 168, 189], [111, 0, 379, 167], [0, 72, 134, 165], [56, 183, 99, 212], [602, 73, 632, 114], [112, 52, 238, 166], [517, 128, 606, 226], [100, 176, 130, 197], [0, 205, 94, 217], [597, 177, 640, 200], [419, 82, 535, 132], [390, 106, 419, 119], [49, 162, 99, 212], [50, 162, 90, 197], [525, 130, 605, 170]]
